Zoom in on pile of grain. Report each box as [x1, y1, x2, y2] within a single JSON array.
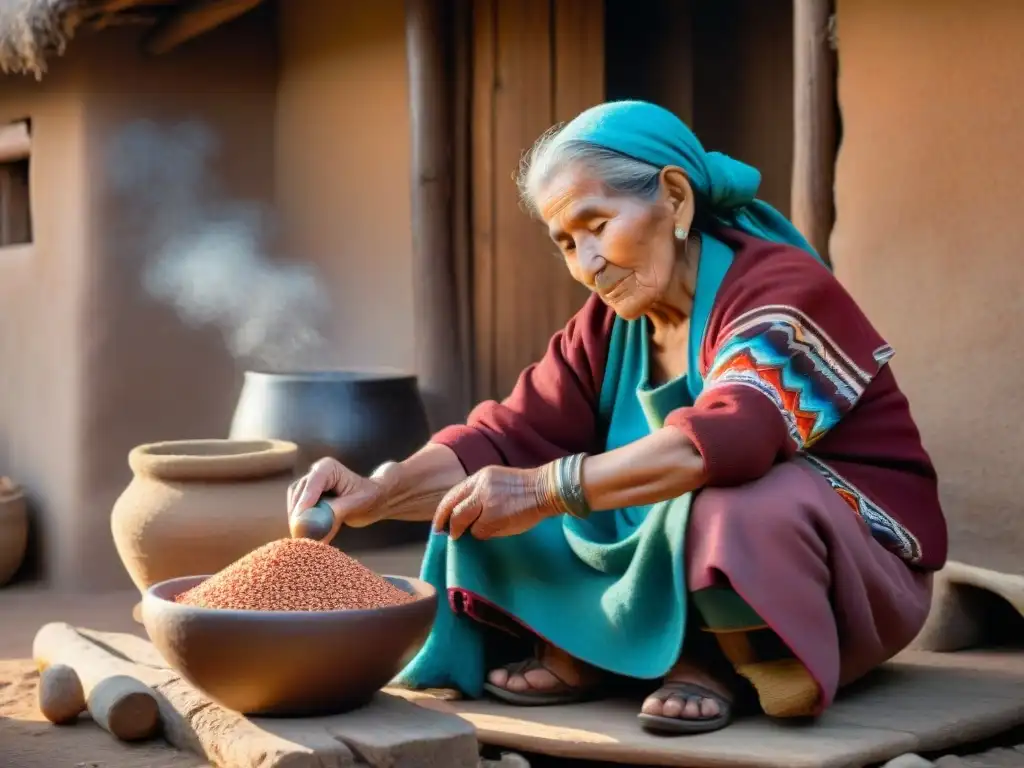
[[175, 538, 415, 612]]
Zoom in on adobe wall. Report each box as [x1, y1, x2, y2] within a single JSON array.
[[0, 59, 89, 587], [0, 3, 416, 590], [0, 9, 279, 590], [832, 0, 1024, 572], [276, 0, 416, 372], [77, 10, 279, 590]]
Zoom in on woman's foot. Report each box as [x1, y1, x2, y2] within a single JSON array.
[[638, 657, 735, 734], [484, 643, 603, 705]]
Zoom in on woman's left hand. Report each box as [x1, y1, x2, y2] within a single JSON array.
[[433, 465, 557, 540]]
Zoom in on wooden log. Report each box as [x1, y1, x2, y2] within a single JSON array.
[[791, 0, 837, 263], [86, 629, 479, 768], [37, 663, 86, 725], [405, 0, 468, 430], [32, 623, 160, 741], [78, 630, 342, 766]]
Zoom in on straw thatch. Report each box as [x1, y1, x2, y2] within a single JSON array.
[[0, 0, 175, 79]]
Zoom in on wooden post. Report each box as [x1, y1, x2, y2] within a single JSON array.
[[791, 0, 837, 263], [405, 0, 467, 429]]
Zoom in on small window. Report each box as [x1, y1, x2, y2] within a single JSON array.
[[0, 120, 32, 248]]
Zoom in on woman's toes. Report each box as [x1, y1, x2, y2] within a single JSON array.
[[505, 674, 532, 693], [522, 667, 561, 691], [643, 693, 721, 720], [487, 663, 566, 693], [661, 696, 687, 718], [700, 697, 721, 718], [641, 696, 664, 716]]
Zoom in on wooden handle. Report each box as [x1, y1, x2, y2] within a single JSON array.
[[32, 622, 160, 741]]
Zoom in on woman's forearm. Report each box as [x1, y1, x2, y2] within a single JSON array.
[[375, 443, 468, 522], [580, 426, 707, 511]]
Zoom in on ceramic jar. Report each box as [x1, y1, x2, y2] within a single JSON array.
[[0, 477, 28, 586], [111, 439, 298, 594]]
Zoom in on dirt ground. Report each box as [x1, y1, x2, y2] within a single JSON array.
[[0, 658, 209, 768], [0, 584, 208, 767]]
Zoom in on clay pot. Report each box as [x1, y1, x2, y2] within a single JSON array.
[[228, 370, 432, 549], [0, 477, 28, 587], [111, 439, 298, 595]]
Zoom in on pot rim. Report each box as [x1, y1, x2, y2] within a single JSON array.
[[241, 368, 417, 384], [129, 439, 298, 483], [144, 573, 437, 619]]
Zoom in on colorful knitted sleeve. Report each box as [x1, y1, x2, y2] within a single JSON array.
[[665, 247, 893, 487]]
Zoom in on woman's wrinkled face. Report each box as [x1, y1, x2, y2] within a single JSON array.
[[537, 164, 686, 320]]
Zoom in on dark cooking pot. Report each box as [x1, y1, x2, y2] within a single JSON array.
[[228, 370, 432, 549]]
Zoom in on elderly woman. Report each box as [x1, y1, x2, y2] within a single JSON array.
[[287, 101, 946, 735]]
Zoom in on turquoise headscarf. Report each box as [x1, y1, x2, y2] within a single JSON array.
[[557, 100, 828, 399], [555, 100, 824, 264]]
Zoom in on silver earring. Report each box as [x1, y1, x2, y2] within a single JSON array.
[[674, 226, 687, 240]]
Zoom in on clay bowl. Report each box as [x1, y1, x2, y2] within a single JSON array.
[[141, 574, 437, 716]]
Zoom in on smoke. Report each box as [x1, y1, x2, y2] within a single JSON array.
[[106, 120, 333, 370]]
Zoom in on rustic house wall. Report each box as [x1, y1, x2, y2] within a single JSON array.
[[833, 0, 1024, 572], [0, 61, 89, 588], [0, 3, 419, 590], [77, 10, 279, 590], [0, 9, 279, 590], [276, 0, 416, 373]]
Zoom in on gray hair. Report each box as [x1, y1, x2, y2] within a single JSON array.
[[517, 124, 663, 218]]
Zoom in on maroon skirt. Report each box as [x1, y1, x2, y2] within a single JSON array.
[[686, 459, 933, 716]]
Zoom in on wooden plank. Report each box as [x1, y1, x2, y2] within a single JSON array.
[[451, 0, 475, 418], [791, 0, 837, 262], [471, 0, 608, 401], [553, 0, 605, 123], [143, 0, 264, 55], [605, 0, 694, 124], [471, 0, 498, 402], [405, 0, 467, 430], [491, 0, 558, 398], [551, 0, 605, 334]]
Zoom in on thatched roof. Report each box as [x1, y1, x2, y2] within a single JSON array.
[[0, 0, 260, 79]]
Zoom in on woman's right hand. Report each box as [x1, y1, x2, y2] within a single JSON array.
[[286, 458, 396, 541]]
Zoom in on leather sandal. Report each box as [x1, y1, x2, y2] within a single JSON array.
[[637, 680, 734, 735], [483, 647, 600, 706]]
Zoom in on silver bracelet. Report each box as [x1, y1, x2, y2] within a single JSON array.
[[554, 453, 592, 519]]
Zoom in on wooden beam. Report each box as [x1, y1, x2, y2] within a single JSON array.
[[143, 0, 263, 56], [791, 0, 837, 263], [405, 0, 468, 429]]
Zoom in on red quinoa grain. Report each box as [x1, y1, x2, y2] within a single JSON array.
[[175, 538, 416, 612]]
